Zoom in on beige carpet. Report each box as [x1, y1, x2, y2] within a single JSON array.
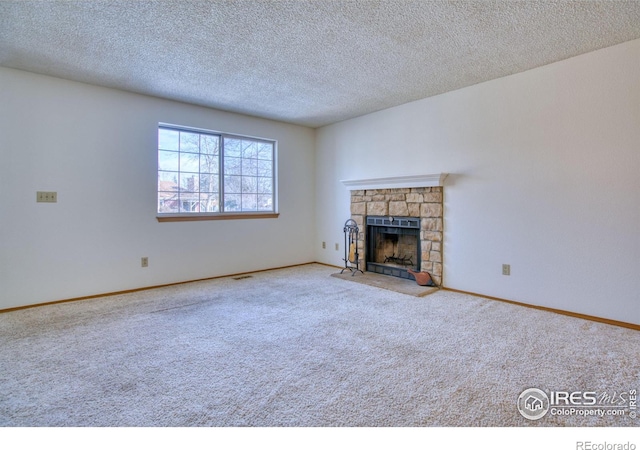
[[331, 270, 439, 297], [0, 264, 638, 427]]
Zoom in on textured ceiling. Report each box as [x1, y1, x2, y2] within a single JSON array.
[[1, 1, 640, 128]]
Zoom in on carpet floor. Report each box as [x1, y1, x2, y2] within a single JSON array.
[[0, 264, 638, 427]]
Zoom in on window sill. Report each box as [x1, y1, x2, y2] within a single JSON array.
[[157, 212, 279, 222]]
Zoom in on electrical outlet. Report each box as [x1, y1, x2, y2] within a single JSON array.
[[322, 241, 326, 249], [502, 264, 510, 276], [335, 243, 339, 251], [36, 191, 57, 203], [141, 257, 149, 268]]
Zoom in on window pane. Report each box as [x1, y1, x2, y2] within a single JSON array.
[[180, 173, 199, 192], [242, 194, 258, 211], [158, 194, 179, 213], [159, 128, 179, 151], [180, 153, 200, 173], [224, 194, 241, 212], [257, 177, 272, 194], [158, 150, 179, 171], [257, 142, 273, 160], [224, 156, 241, 175], [242, 176, 257, 193], [180, 199, 199, 213], [242, 140, 258, 159], [201, 135, 219, 155], [242, 158, 258, 176], [200, 174, 218, 193], [199, 193, 219, 212], [200, 154, 218, 174], [180, 132, 200, 153], [158, 171, 179, 191], [257, 159, 272, 177], [224, 138, 242, 157], [224, 175, 242, 193], [257, 194, 273, 211]]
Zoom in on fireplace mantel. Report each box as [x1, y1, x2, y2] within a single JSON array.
[[341, 173, 448, 190]]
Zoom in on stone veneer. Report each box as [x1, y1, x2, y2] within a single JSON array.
[[350, 187, 443, 286]]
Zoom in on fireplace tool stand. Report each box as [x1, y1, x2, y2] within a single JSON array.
[[340, 219, 364, 276]]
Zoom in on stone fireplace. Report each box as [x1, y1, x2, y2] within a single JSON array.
[[343, 175, 446, 286]]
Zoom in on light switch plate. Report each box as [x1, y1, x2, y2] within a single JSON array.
[[37, 191, 57, 203]]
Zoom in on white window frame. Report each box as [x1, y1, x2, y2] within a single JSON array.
[[157, 123, 278, 222]]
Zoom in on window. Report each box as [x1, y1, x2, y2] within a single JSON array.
[[157, 125, 276, 219]]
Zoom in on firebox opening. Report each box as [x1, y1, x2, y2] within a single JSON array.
[[366, 216, 420, 280]]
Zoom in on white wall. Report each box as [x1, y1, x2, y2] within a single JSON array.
[[315, 39, 640, 325], [0, 68, 316, 309]]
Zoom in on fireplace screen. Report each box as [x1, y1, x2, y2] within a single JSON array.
[[366, 216, 420, 280]]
